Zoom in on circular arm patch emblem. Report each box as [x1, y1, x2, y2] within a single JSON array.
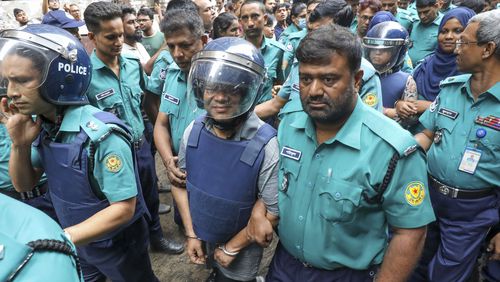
[[404, 181, 425, 206], [105, 154, 122, 173], [363, 93, 378, 107]]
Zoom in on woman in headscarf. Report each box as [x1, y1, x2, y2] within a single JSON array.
[[410, 7, 476, 117]]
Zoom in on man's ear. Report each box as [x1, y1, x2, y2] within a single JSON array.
[[87, 31, 95, 42], [354, 69, 364, 93], [482, 41, 497, 60]]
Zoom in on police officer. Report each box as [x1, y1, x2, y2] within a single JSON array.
[[255, 0, 383, 120], [0, 24, 157, 281], [153, 8, 206, 225], [266, 24, 435, 281], [0, 194, 81, 281], [239, 0, 286, 104], [412, 9, 500, 282], [83, 2, 184, 255], [408, 0, 443, 66], [175, 37, 279, 282], [363, 21, 419, 130]]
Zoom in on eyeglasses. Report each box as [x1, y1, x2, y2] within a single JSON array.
[[455, 39, 480, 48]]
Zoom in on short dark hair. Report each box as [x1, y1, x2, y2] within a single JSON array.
[[296, 24, 362, 73], [13, 8, 23, 17], [291, 2, 307, 18], [416, 0, 437, 7], [358, 0, 382, 12], [273, 3, 288, 14], [137, 7, 154, 20], [309, 0, 353, 28], [240, 0, 267, 15], [213, 12, 238, 38], [84, 2, 122, 34], [121, 5, 136, 18], [160, 9, 204, 38], [166, 0, 198, 11], [459, 0, 485, 13]]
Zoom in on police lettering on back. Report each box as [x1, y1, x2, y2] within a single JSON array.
[[57, 62, 87, 75]]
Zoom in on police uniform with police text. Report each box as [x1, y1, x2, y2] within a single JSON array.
[[413, 74, 500, 281], [31, 105, 155, 281], [267, 97, 435, 281]]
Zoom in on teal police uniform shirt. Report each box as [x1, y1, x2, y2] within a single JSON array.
[[158, 63, 205, 155], [419, 74, 500, 189], [278, 58, 383, 120], [86, 51, 147, 142], [258, 36, 286, 103], [31, 105, 138, 203], [279, 24, 300, 45], [408, 12, 443, 66], [147, 50, 174, 96], [396, 8, 416, 31], [0, 195, 82, 281], [277, 97, 435, 270], [282, 29, 307, 76]]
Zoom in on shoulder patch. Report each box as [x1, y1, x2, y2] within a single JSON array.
[[362, 93, 378, 107], [105, 154, 122, 173], [404, 181, 426, 206], [80, 114, 111, 143]]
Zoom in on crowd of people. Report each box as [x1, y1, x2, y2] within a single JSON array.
[[0, 0, 499, 281]]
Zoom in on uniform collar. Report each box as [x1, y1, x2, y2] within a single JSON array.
[[168, 62, 186, 82], [290, 97, 363, 150], [58, 106, 84, 132], [90, 50, 127, 71], [259, 36, 270, 52], [461, 80, 500, 102]]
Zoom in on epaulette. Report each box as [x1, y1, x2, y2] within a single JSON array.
[[439, 74, 471, 88], [79, 107, 115, 144], [363, 109, 420, 157], [268, 39, 287, 52]]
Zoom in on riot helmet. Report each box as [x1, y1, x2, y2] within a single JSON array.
[[188, 37, 266, 129], [362, 21, 409, 74], [0, 24, 91, 105]]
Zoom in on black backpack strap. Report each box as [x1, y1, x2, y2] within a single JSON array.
[[8, 239, 81, 282], [363, 152, 400, 204]]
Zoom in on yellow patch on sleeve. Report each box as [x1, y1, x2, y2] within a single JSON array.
[[105, 154, 122, 173], [404, 181, 425, 206], [362, 93, 378, 107]]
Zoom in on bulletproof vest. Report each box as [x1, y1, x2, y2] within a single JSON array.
[[34, 111, 147, 247], [380, 71, 410, 108], [186, 117, 276, 243]]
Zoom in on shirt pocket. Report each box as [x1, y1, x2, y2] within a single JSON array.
[[278, 157, 301, 198], [95, 91, 126, 119], [318, 179, 363, 224], [436, 113, 458, 138]]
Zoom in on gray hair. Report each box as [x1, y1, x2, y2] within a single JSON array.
[[469, 9, 500, 59]]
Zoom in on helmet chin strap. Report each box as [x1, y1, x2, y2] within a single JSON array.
[[209, 111, 251, 133]]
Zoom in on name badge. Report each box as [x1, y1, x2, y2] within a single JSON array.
[[438, 107, 459, 120], [458, 147, 482, 174], [164, 93, 180, 105], [292, 83, 300, 92], [96, 88, 115, 101], [280, 146, 302, 161]]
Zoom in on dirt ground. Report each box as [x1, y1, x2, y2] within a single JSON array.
[[150, 156, 277, 282]]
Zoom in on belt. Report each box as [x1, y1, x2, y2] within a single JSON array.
[[429, 176, 495, 199], [0, 183, 47, 201]]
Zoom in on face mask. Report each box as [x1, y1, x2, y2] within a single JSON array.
[[298, 18, 307, 29]]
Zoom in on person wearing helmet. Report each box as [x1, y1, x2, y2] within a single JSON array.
[[175, 37, 279, 282], [255, 0, 384, 121], [0, 24, 157, 281], [363, 21, 419, 130], [83, 2, 184, 255]]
